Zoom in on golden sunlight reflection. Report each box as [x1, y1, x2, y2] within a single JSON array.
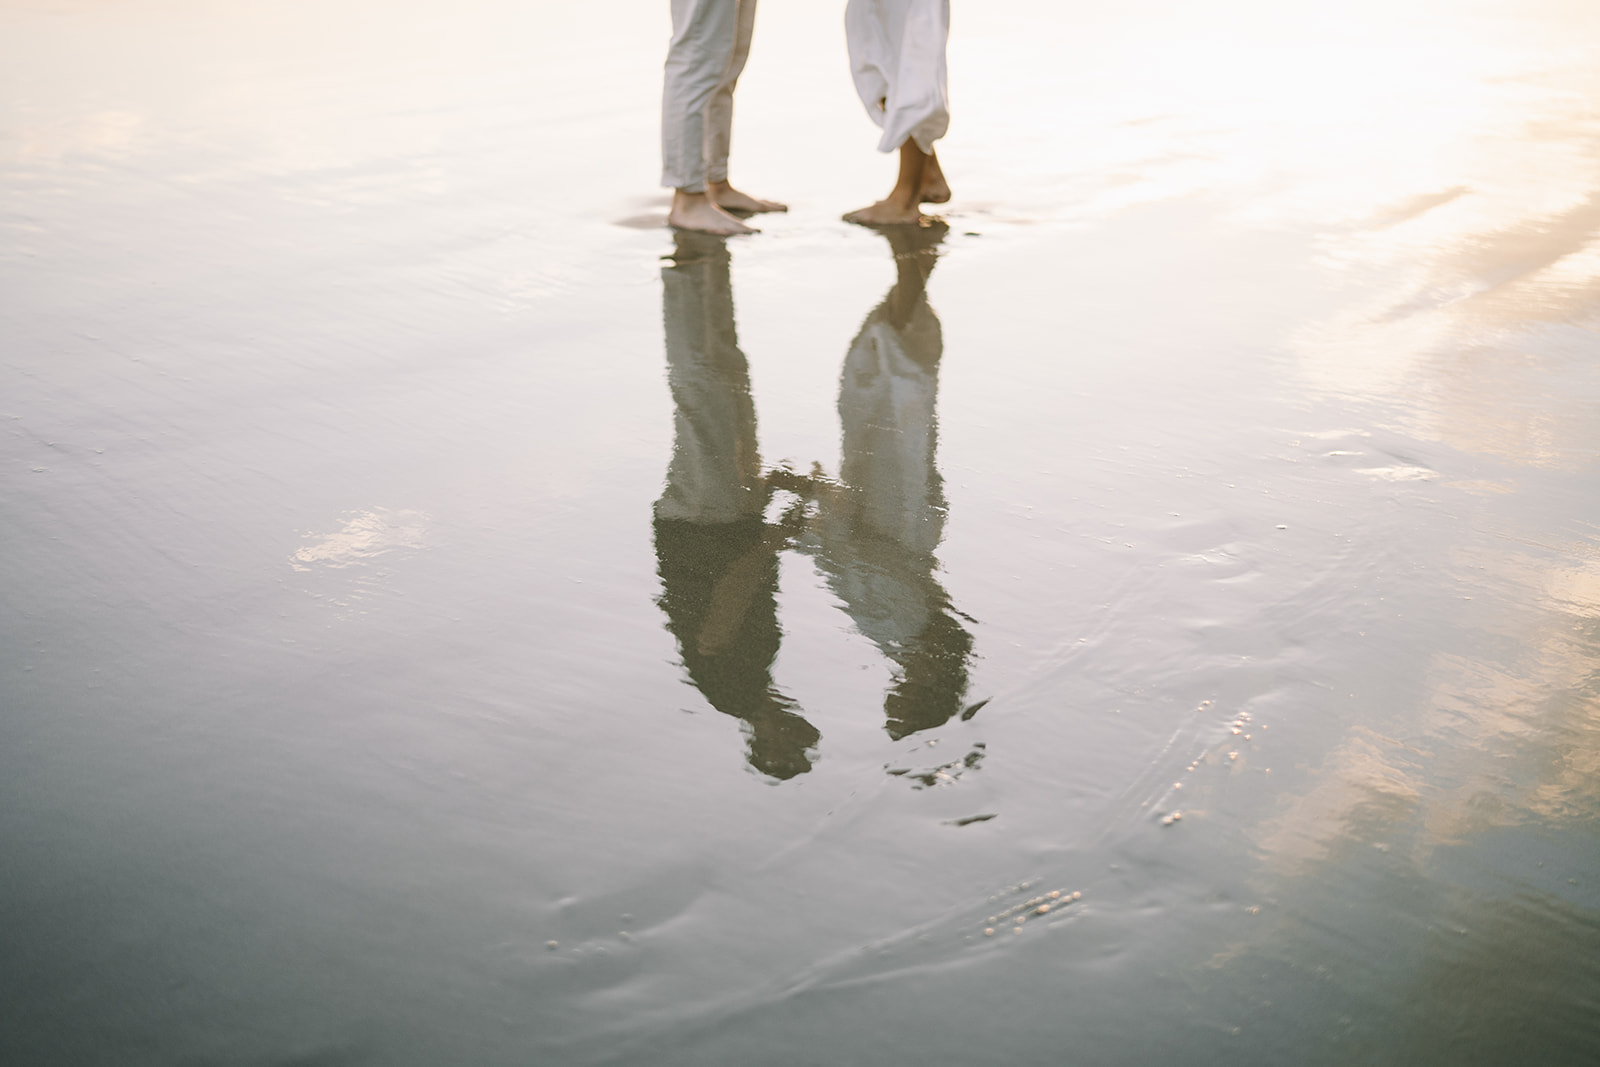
[[1249, 1, 1600, 457], [1251, 537, 1600, 879], [291, 508, 428, 572], [955, 1, 1600, 230]]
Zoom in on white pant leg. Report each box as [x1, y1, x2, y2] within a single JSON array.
[[703, 0, 758, 184], [844, 0, 950, 153], [662, 0, 744, 191]]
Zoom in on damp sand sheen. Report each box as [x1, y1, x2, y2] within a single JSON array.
[[2, 2, 1599, 1065]]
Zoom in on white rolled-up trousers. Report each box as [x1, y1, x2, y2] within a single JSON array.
[[661, 0, 758, 192], [845, 0, 950, 153]]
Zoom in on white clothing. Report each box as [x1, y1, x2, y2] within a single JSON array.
[[805, 296, 947, 654], [835, 304, 944, 559], [661, 0, 758, 192], [844, 0, 950, 153]]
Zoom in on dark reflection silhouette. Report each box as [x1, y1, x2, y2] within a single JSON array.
[[653, 232, 819, 780], [654, 224, 973, 780], [798, 221, 975, 740]]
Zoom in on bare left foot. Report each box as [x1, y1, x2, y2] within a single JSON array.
[[709, 180, 788, 214], [843, 199, 926, 226]]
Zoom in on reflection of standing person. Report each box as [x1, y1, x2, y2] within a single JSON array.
[[653, 232, 818, 779], [802, 221, 974, 739], [842, 0, 953, 226], [662, 0, 788, 235]]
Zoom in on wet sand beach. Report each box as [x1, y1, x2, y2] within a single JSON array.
[[3, 1, 1599, 1063]]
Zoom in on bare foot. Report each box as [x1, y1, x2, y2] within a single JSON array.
[[668, 189, 756, 235], [919, 151, 951, 204], [845, 139, 939, 226], [709, 180, 787, 214], [843, 199, 926, 226]]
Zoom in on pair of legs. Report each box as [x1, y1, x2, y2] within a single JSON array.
[[677, 139, 952, 233], [671, 181, 785, 236], [661, 0, 787, 235], [844, 137, 951, 226], [660, 0, 951, 233], [842, 0, 953, 227]]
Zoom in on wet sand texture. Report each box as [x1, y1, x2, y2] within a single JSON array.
[[2, 2, 1598, 1065]]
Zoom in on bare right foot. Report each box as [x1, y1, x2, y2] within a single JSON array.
[[668, 189, 756, 235], [845, 139, 941, 227], [919, 151, 951, 204], [843, 199, 926, 226]]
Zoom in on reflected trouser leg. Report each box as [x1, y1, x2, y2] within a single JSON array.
[[657, 234, 762, 524], [703, 0, 757, 184], [662, 0, 740, 192]]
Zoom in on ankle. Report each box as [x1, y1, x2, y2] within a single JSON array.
[[889, 185, 921, 210]]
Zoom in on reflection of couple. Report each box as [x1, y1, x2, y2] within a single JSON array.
[[653, 222, 972, 779], [662, 0, 952, 233]]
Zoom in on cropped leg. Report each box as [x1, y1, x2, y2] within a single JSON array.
[[703, 0, 758, 184], [662, 0, 740, 191]]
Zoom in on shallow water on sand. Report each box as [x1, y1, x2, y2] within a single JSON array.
[[3, 1, 1599, 1064]]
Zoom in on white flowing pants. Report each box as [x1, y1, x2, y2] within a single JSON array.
[[661, 0, 758, 192], [844, 0, 950, 153]]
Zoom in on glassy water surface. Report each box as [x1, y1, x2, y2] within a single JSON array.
[[3, 1, 1598, 1064]]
